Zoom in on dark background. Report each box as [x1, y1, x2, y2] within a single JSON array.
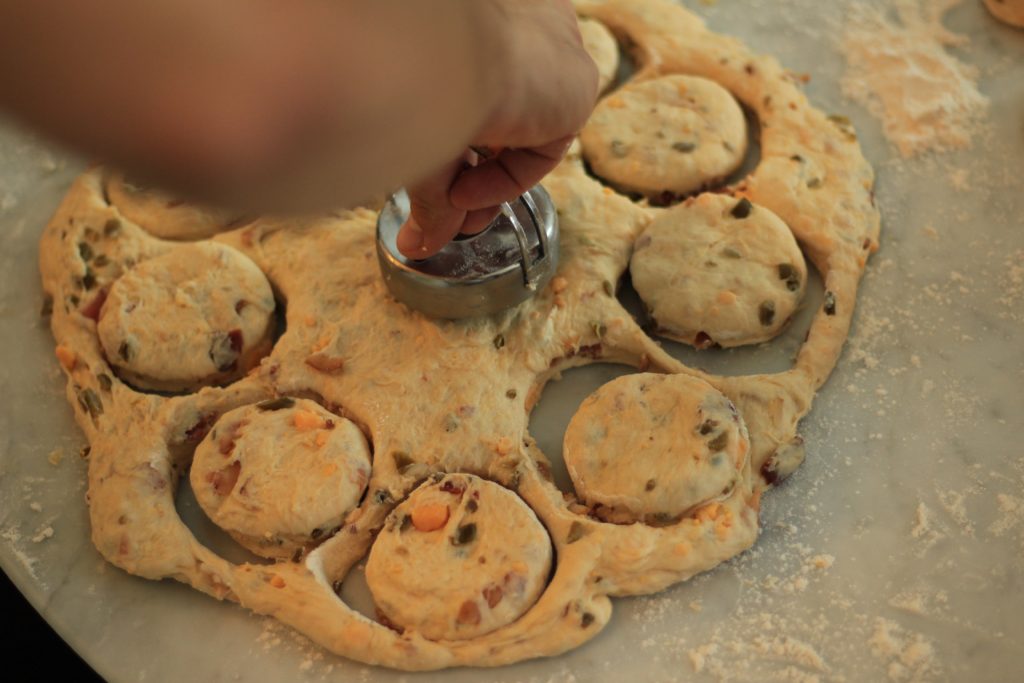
[[3, 570, 103, 681]]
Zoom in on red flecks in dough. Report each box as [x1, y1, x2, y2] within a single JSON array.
[[209, 461, 241, 496], [457, 600, 481, 625], [440, 480, 465, 496], [184, 413, 216, 443], [81, 286, 108, 321], [483, 584, 504, 608]]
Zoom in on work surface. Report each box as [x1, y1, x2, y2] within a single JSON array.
[[1, 1, 1022, 680]]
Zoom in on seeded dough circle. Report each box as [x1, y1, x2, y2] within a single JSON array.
[[190, 398, 371, 559], [579, 16, 620, 94], [630, 193, 807, 348], [984, 0, 1024, 26], [580, 74, 747, 197], [97, 242, 275, 392], [564, 373, 749, 525], [366, 473, 552, 641], [105, 171, 244, 241]]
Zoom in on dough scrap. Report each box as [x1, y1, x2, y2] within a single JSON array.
[[38, 0, 880, 671], [630, 192, 807, 348]]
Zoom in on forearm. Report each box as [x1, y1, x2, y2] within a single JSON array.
[[0, 0, 505, 210]]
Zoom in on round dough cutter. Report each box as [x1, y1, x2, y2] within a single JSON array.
[[376, 186, 560, 319]]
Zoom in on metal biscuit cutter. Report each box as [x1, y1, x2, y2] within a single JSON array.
[[376, 185, 560, 319]]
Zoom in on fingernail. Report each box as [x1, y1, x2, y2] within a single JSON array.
[[396, 218, 424, 256]]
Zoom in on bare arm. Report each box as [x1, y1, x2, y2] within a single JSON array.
[[0, 0, 596, 252], [0, 1, 497, 208]]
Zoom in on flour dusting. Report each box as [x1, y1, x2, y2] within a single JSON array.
[[840, 0, 989, 157]]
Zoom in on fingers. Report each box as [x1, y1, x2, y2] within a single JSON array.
[[398, 133, 572, 258], [461, 207, 501, 235], [397, 155, 468, 258], [449, 136, 574, 211]]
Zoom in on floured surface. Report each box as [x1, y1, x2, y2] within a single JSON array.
[[839, 0, 990, 157], [1, 0, 1023, 681]]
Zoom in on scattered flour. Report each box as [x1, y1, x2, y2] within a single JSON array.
[[989, 493, 1024, 537], [840, 0, 989, 157], [30, 525, 54, 543], [0, 525, 38, 578], [868, 618, 940, 681]]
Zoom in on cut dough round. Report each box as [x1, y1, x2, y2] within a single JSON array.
[[984, 0, 1024, 27], [630, 193, 807, 348], [366, 473, 552, 641], [97, 242, 276, 392], [190, 398, 371, 560], [106, 171, 245, 241], [564, 373, 749, 525], [579, 16, 620, 94], [580, 74, 747, 197]]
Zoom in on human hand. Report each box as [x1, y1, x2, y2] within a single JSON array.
[[396, 0, 598, 258]]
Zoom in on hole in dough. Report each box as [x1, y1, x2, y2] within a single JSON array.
[[365, 473, 553, 641], [617, 259, 825, 377], [97, 242, 279, 394], [174, 475, 274, 566], [629, 194, 808, 348], [580, 74, 750, 204], [334, 554, 379, 623], [562, 372, 749, 526], [528, 363, 637, 496], [188, 398, 372, 561]]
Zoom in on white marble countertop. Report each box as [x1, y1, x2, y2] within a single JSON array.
[[1, 1, 1022, 681]]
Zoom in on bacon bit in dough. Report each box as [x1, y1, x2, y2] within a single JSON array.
[[218, 420, 246, 455], [457, 600, 481, 625], [315, 431, 331, 448], [80, 287, 108, 321], [306, 353, 345, 374], [322, 462, 338, 477], [716, 290, 737, 305], [55, 344, 77, 370], [209, 461, 241, 496], [673, 541, 691, 557], [483, 584, 504, 608], [294, 410, 327, 431], [411, 503, 449, 532], [270, 575, 286, 588], [551, 276, 569, 293]]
